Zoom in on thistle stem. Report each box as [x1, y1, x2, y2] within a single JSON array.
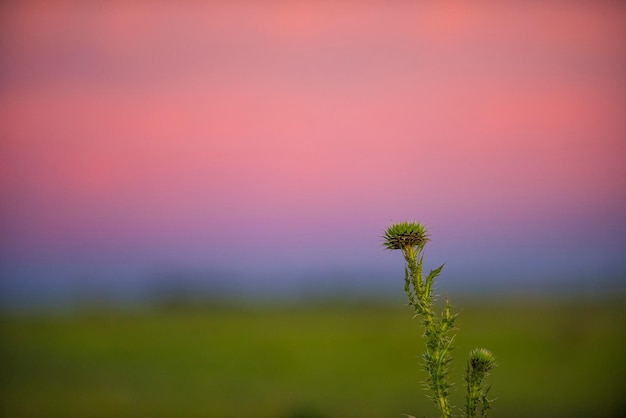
[[405, 246, 452, 418]]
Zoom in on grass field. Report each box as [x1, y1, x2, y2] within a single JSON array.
[[1, 296, 625, 417]]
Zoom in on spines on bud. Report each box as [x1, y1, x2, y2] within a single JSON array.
[[383, 222, 429, 251], [468, 348, 497, 374]]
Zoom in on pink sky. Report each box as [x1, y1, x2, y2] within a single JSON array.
[[1, 2, 625, 299]]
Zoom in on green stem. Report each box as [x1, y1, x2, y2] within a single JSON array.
[[405, 246, 452, 418], [433, 348, 451, 418], [437, 393, 451, 418]]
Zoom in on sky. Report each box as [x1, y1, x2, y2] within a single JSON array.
[[1, 1, 625, 304]]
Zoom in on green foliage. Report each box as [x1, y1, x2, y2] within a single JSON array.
[[384, 222, 495, 418]]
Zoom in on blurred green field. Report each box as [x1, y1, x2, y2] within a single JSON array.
[[1, 297, 625, 418]]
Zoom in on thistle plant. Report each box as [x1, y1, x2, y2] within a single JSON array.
[[465, 348, 497, 418], [383, 222, 496, 418]]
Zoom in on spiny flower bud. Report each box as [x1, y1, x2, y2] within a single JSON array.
[[383, 222, 429, 251], [468, 348, 497, 374]]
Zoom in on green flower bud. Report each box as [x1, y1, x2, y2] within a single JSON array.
[[383, 222, 429, 251]]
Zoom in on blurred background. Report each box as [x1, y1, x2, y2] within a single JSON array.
[[1, 1, 625, 417]]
